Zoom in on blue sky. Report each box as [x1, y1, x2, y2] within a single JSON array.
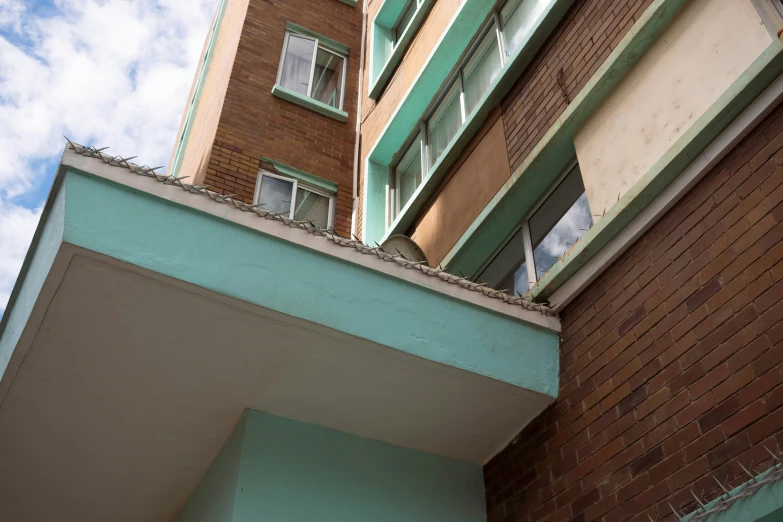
[[0, 0, 219, 314]]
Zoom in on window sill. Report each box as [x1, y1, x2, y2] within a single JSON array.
[[271, 85, 349, 122], [368, 0, 435, 101], [337, 0, 358, 6]]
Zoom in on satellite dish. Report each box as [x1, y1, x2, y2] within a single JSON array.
[[381, 235, 430, 265]]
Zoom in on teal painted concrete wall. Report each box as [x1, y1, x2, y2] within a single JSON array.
[[176, 418, 245, 522], [181, 410, 486, 522], [0, 181, 65, 382], [60, 169, 559, 396]]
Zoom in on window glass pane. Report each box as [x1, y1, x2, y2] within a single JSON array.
[[280, 34, 316, 95], [393, 0, 416, 45], [311, 48, 344, 109], [501, 0, 548, 56], [257, 174, 294, 217], [395, 133, 423, 213], [462, 24, 503, 115], [294, 188, 331, 228], [479, 226, 531, 295], [530, 166, 593, 280], [427, 82, 462, 167]]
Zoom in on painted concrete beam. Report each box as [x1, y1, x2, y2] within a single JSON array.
[[0, 147, 560, 398]]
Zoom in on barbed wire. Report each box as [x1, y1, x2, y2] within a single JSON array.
[[63, 139, 555, 317]]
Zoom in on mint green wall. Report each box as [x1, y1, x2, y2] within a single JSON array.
[[0, 178, 65, 382], [231, 410, 486, 522], [176, 419, 245, 522], [60, 169, 559, 396]]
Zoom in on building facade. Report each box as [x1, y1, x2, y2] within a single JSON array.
[[1, 0, 783, 521]]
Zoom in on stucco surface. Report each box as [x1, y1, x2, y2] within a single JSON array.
[[574, 0, 771, 218]]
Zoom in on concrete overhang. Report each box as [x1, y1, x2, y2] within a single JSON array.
[[0, 146, 559, 521]]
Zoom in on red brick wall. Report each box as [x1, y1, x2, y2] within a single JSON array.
[[484, 102, 783, 522], [205, 0, 362, 235], [502, 0, 654, 173]]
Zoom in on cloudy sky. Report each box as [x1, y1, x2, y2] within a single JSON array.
[[0, 0, 219, 314]]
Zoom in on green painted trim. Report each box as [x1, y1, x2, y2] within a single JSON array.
[[337, 0, 358, 6], [59, 168, 559, 395], [259, 156, 338, 193], [681, 465, 783, 522], [285, 21, 350, 56], [368, 0, 435, 100], [442, 0, 691, 278], [380, 0, 575, 243], [169, 0, 229, 179], [530, 38, 783, 301], [271, 85, 349, 122]]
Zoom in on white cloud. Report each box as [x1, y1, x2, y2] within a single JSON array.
[[0, 0, 219, 313]]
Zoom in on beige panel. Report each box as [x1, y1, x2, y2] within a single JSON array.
[[167, 0, 250, 185], [574, 0, 772, 218], [411, 111, 510, 266]]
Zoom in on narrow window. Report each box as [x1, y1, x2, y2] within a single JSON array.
[[394, 132, 425, 214], [479, 165, 593, 294], [462, 22, 503, 116], [393, 0, 417, 46], [427, 81, 462, 168], [256, 172, 296, 217], [529, 166, 592, 280], [254, 170, 335, 229], [278, 31, 346, 110], [500, 0, 546, 57]]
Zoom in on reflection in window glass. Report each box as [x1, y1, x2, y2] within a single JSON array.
[[280, 34, 316, 95], [530, 167, 593, 280], [311, 48, 344, 108], [258, 175, 295, 217], [427, 82, 462, 168], [462, 24, 503, 115], [501, 0, 548, 57], [294, 188, 331, 229], [479, 226, 531, 295], [479, 165, 592, 295], [396, 134, 423, 212]]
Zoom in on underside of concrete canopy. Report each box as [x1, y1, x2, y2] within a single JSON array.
[[0, 146, 560, 521]]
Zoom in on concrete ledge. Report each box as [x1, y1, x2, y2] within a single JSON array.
[[272, 85, 349, 122]]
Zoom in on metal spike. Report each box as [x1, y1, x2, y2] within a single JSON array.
[[764, 445, 781, 463], [739, 462, 757, 482], [714, 476, 731, 495], [669, 503, 683, 519], [691, 490, 706, 509]]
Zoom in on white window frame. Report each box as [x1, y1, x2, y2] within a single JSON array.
[[477, 161, 583, 292], [276, 31, 348, 111], [253, 169, 335, 228], [392, 0, 418, 46], [389, 15, 506, 219]]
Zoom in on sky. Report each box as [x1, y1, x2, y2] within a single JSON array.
[[0, 0, 219, 314]]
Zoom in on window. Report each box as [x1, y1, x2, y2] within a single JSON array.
[[393, 0, 417, 46], [254, 170, 334, 229], [278, 31, 346, 110], [390, 19, 503, 217], [388, 0, 553, 220], [478, 165, 593, 295], [395, 131, 425, 215], [501, 0, 547, 57]]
